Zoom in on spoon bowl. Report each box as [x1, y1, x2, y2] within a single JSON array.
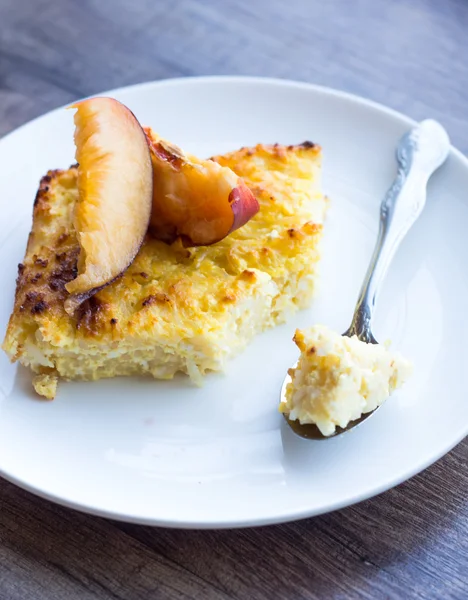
[[281, 360, 375, 440]]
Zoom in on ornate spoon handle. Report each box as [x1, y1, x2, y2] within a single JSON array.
[[345, 120, 450, 342]]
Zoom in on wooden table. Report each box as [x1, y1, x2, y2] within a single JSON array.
[[1, 0, 467, 598]]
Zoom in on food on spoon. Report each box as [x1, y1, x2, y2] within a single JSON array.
[[280, 325, 413, 436], [64, 97, 153, 314], [145, 127, 259, 246], [3, 139, 326, 399]]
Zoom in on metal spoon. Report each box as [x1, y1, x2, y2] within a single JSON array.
[[281, 119, 451, 440]]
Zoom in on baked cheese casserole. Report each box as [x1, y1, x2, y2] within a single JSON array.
[[3, 141, 326, 399]]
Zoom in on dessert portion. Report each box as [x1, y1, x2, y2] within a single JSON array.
[[3, 100, 326, 398], [280, 325, 412, 436]]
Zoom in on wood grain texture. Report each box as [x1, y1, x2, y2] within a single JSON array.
[[0, 0, 467, 598]]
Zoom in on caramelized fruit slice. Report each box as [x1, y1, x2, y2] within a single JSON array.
[[64, 97, 152, 314], [145, 128, 259, 246]]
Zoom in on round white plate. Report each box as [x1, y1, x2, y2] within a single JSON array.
[[0, 77, 467, 528]]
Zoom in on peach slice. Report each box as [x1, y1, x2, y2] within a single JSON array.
[[64, 97, 153, 314], [145, 128, 259, 246]]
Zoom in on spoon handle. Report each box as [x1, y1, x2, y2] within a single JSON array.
[[345, 119, 450, 342]]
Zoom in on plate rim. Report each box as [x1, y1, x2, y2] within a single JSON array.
[[2, 74, 468, 166], [1, 75, 467, 529]]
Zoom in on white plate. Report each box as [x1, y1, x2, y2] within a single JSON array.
[[0, 77, 467, 528]]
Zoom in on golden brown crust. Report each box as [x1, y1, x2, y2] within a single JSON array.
[[210, 141, 320, 164], [6, 141, 323, 337], [14, 174, 80, 314], [3, 167, 81, 361]]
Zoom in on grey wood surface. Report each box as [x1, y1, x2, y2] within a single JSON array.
[[0, 0, 467, 598]]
